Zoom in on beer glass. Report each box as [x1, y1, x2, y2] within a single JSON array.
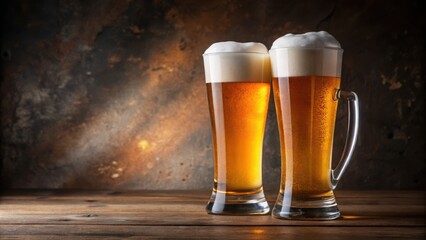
[[270, 32, 359, 220], [203, 42, 271, 215]]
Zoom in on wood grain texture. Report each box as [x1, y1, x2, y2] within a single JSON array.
[[1, 226, 425, 240], [0, 190, 425, 239]]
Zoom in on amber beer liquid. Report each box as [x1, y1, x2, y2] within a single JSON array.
[[273, 76, 340, 200], [203, 42, 271, 215], [270, 31, 359, 220], [207, 82, 270, 194]]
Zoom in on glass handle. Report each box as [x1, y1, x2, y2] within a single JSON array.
[[331, 90, 359, 189]]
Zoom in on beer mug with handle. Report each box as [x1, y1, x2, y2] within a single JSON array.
[[270, 31, 359, 220], [203, 42, 271, 215]]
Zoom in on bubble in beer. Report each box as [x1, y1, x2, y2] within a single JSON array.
[[270, 31, 341, 50]]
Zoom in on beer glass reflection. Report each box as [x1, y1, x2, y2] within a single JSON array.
[[270, 31, 359, 220], [203, 42, 271, 215]]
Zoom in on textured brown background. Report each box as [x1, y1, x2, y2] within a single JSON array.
[[1, 0, 425, 190]]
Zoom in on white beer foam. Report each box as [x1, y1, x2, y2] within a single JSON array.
[[271, 31, 341, 49], [269, 31, 343, 77], [204, 41, 268, 54], [203, 42, 270, 83]]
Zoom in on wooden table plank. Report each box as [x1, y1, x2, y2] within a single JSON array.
[[0, 190, 425, 239], [0, 211, 425, 227], [0, 225, 425, 240], [0, 190, 424, 227]]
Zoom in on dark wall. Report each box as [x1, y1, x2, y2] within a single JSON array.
[[1, 0, 424, 190]]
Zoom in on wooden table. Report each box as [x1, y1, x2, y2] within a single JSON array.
[[0, 190, 425, 239]]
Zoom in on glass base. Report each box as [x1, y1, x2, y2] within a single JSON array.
[[272, 192, 341, 220], [206, 190, 270, 215]]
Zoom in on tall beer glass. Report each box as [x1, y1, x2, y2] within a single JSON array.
[[270, 31, 359, 220], [203, 42, 271, 214]]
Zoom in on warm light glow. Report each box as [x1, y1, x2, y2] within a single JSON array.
[[138, 140, 149, 151], [342, 215, 363, 220], [23, 36, 210, 188], [252, 229, 265, 234]]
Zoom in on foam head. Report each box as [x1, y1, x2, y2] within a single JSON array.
[[204, 41, 268, 54], [203, 41, 271, 83], [269, 31, 343, 78]]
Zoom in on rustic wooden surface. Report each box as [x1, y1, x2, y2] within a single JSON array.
[[0, 190, 425, 239]]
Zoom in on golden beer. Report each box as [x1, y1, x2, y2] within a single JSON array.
[[203, 41, 271, 214], [270, 31, 359, 220], [207, 82, 270, 194], [273, 76, 340, 199]]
